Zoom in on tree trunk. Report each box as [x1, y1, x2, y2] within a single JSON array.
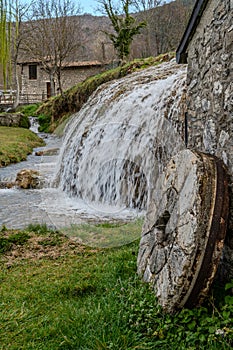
[[49, 72, 55, 97], [13, 60, 20, 109]]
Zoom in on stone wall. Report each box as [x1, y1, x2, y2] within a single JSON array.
[[19, 64, 107, 102], [60, 65, 107, 91], [185, 0, 233, 278]]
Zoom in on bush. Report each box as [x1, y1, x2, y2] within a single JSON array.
[[19, 114, 30, 128], [38, 113, 51, 132]]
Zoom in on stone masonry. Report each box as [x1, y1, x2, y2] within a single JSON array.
[[184, 0, 233, 279]]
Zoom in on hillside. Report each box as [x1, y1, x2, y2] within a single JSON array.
[[18, 0, 195, 64]]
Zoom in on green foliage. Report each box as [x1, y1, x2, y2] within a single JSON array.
[[26, 223, 54, 235], [103, 0, 147, 61], [38, 113, 51, 132], [17, 104, 41, 117], [0, 237, 11, 253], [19, 114, 30, 128], [0, 230, 30, 253], [0, 0, 11, 87]]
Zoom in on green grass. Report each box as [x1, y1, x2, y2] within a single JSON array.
[[17, 104, 41, 118], [62, 218, 143, 248], [0, 223, 233, 349], [0, 126, 45, 166]]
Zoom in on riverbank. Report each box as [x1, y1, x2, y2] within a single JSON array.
[[0, 224, 232, 349], [0, 126, 45, 167]]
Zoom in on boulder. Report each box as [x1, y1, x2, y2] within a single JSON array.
[[15, 169, 42, 189], [0, 112, 30, 128], [35, 148, 59, 156]]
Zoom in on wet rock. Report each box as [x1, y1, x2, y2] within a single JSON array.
[[0, 181, 16, 189], [15, 169, 42, 189], [137, 149, 229, 313], [35, 148, 59, 156]]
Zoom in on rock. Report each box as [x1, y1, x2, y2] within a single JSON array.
[[137, 149, 229, 313], [0, 112, 30, 128], [15, 169, 42, 189], [0, 181, 16, 189], [35, 148, 59, 156]]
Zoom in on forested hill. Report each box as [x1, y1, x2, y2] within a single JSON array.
[[18, 0, 195, 64]]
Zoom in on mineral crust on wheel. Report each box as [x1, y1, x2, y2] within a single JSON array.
[[137, 149, 229, 313]]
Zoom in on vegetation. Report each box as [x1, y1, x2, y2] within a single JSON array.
[[0, 0, 11, 87], [36, 53, 175, 132], [0, 0, 32, 107], [17, 103, 51, 132], [98, 0, 146, 62], [0, 126, 44, 166], [17, 103, 40, 118], [63, 218, 143, 248], [0, 223, 233, 349]]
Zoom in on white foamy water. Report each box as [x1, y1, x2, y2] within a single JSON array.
[[0, 60, 187, 237], [54, 60, 187, 211]]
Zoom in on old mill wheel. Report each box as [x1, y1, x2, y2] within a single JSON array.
[[137, 149, 229, 313]]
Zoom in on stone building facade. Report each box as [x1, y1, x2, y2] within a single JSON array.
[[18, 60, 108, 103], [176, 0, 233, 278]]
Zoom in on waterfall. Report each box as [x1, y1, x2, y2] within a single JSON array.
[[54, 60, 187, 214]]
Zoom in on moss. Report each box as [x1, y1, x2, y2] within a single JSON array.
[[19, 115, 30, 128]]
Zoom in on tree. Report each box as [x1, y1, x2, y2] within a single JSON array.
[[131, 0, 195, 57], [132, 0, 163, 57], [0, 0, 33, 107], [24, 0, 82, 97], [11, 1, 34, 107], [0, 0, 11, 88], [98, 0, 146, 63]]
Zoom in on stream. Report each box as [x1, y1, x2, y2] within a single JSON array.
[[0, 61, 187, 242], [0, 120, 140, 231]]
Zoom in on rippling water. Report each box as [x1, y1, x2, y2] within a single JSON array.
[[0, 131, 138, 230]]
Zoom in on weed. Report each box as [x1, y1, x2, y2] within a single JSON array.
[[0, 237, 11, 253], [0, 231, 30, 253], [26, 223, 54, 235]]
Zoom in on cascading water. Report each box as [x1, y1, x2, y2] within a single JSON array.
[[54, 60, 187, 214], [0, 60, 187, 233]]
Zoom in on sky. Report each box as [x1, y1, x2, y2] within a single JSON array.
[[78, 0, 173, 16], [79, 0, 97, 15]]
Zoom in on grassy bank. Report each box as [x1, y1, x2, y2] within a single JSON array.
[[0, 223, 232, 349], [0, 126, 45, 167]]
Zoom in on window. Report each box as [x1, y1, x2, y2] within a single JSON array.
[[29, 64, 37, 80]]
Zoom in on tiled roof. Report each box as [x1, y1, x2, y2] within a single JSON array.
[[18, 59, 104, 67]]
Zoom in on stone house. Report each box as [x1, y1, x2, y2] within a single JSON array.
[[176, 0, 233, 278], [17, 59, 108, 103]]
